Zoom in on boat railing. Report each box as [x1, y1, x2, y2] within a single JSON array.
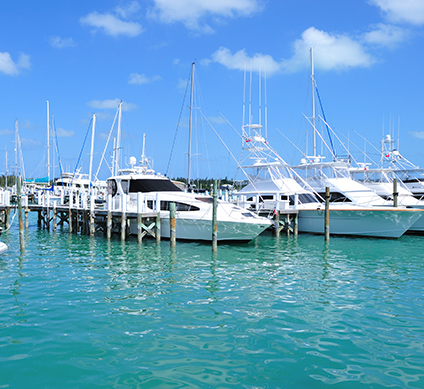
[[233, 192, 292, 212], [0, 190, 11, 206], [106, 192, 162, 214]]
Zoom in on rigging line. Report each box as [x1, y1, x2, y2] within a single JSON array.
[[73, 117, 93, 183], [52, 116, 64, 185], [318, 115, 358, 166], [303, 113, 335, 159], [199, 109, 265, 197], [218, 111, 242, 138], [95, 107, 119, 179], [314, 82, 336, 157], [276, 128, 312, 162], [165, 67, 192, 177], [350, 129, 383, 166]]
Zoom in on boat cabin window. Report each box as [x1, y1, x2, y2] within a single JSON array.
[[289, 193, 320, 205], [317, 191, 352, 203], [121, 180, 129, 194], [147, 200, 200, 212], [129, 179, 182, 193], [107, 179, 117, 197]]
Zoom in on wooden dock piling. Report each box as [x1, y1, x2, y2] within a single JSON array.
[[212, 180, 218, 251], [324, 186, 330, 242], [393, 179, 398, 207], [170, 202, 176, 247]]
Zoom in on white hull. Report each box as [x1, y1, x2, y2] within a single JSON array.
[[0, 242, 7, 254], [298, 207, 423, 238], [129, 216, 271, 241]]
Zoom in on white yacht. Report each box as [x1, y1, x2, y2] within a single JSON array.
[[106, 157, 272, 242], [0, 241, 7, 254], [235, 124, 422, 238]]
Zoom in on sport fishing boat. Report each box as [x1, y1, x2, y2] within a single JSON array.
[[106, 156, 272, 242], [234, 123, 422, 238]]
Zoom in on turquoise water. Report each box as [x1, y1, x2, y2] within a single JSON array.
[[1, 214, 424, 388]]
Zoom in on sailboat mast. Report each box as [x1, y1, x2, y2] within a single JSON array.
[[5, 148, 8, 188], [188, 62, 195, 189], [310, 48, 317, 157], [47, 100, 50, 183], [52, 115, 55, 182], [115, 102, 122, 176], [14, 119, 18, 178], [89, 113, 96, 183]]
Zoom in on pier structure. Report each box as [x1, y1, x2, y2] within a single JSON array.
[[23, 188, 161, 242], [235, 192, 299, 237]]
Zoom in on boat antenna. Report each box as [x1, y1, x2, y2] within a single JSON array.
[[264, 68, 268, 139], [259, 67, 261, 128], [89, 113, 96, 183], [187, 62, 195, 190], [46, 100, 50, 184], [115, 101, 123, 176], [242, 64, 247, 130], [310, 48, 317, 157]]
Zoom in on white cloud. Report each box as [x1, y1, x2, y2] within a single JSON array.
[[115, 1, 141, 19], [0, 129, 13, 135], [148, 0, 261, 32], [80, 11, 143, 37], [87, 99, 137, 111], [370, 0, 424, 25], [0, 52, 31, 75], [128, 73, 161, 85], [50, 36, 76, 49], [363, 23, 408, 47], [56, 128, 75, 137], [409, 131, 424, 140], [283, 27, 375, 72], [211, 47, 281, 75], [20, 138, 42, 149]]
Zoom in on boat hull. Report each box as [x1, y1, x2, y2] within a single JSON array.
[[0, 242, 7, 254], [298, 208, 423, 238], [129, 217, 271, 242]]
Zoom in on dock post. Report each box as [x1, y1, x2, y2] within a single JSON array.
[[24, 196, 29, 230], [46, 191, 50, 231], [121, 193, 127, 241], [294, 213, 298, 236], [324, 187, 330, 242], [69, 190, 73, 234], [53, 202, 57, 231], [17, 175, 25, 253], [156, 193, 161, 243], [294, 194, 299, 237], [393, 179, 398, 207], [4, 191, 10, 230], [107, 194, 112, 239], [275, 210, 280, 238], [170, 202, 176, 247], [212, 180, 218, 251], [137, 192, 142, 243], [286, 213, 290, 237], [90, 189, 95, 237]]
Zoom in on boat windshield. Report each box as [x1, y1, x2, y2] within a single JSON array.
[[129, 179, 182, 193]]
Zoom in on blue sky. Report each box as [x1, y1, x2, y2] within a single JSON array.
[[1, 0, 424, 181]]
